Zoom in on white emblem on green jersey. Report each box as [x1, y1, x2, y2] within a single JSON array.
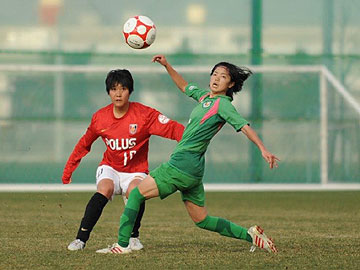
[[202, 101, 212, 108]]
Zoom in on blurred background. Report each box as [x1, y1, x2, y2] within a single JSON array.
[[0, 0, 359, 185]]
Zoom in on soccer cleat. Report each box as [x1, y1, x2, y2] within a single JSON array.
[[129, 237, 144, 251], [95, 243, 132, 254], [67, 239, 85, 251], [247, 225, 278, 253]]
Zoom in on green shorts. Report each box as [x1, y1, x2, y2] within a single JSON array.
[[149, 162, 205, 207]]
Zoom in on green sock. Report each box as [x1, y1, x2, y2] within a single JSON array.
[[196, 215, 252, 243], [118, 187, 145, 247]]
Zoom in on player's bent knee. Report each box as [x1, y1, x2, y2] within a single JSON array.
[[97, 179, 114, 199], [184, 200, 208, 223]]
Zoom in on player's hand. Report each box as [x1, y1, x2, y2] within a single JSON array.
[[152, 54, 168, 67], [262, 151, 280, 169], [62, 177, 72, 184]]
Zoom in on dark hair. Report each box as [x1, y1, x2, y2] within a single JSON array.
[[210, 62, 252, 99], [105, 69, 134, 94]]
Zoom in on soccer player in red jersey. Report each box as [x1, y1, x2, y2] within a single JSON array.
[[63, 69, 184, 251]]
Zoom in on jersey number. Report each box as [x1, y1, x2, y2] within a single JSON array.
[[124, 150, 136, 166]]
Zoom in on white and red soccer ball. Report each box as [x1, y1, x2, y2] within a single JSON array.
[[123, 15, 156, 49]]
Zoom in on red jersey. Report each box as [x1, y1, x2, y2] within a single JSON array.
[[62, 102, 184, 182]]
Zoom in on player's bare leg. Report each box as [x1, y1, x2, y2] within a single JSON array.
[[184, 200, 208, 223], [97, 179, 115, 199], [137, 175, 160, 198]]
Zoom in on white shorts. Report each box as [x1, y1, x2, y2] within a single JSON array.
[[96, 165, 146, 201]]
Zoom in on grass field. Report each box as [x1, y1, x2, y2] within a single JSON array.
[[1, 191, 359, 270]]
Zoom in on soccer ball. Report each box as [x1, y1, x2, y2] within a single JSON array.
[[123, 15, 156, 49]]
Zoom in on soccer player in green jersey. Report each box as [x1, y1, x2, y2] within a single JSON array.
[[97, 55, 280, 254]]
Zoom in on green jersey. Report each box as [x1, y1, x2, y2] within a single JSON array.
[[169, 83, 249, 178]]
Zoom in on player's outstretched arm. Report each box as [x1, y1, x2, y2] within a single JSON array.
[[241, 125, 280, 169], [62, 124, 98, 184], [152, 54, 188, 93]]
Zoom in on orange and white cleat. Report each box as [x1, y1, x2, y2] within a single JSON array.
[[247, 225, 278, 253], [96, 243, 132, 254]]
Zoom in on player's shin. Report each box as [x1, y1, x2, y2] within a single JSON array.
[[76, 192, 108, 242], [118, 187, 145, 247], [195, 215, 252, 242]]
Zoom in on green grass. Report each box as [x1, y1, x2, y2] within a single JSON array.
[[1, 191, 359, 270]]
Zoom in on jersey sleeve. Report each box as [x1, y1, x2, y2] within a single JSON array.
[[218, 99, 249, 132], [62, 115, 99, 182], [146, 108, 185, 142], [184, 83, 210, 102]]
